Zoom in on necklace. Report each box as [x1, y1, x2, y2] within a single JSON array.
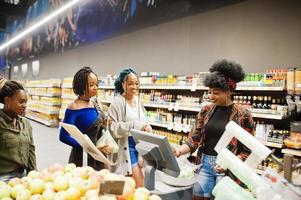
[[78, 96, 90, 102]]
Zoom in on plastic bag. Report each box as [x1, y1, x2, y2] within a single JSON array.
[[96, 129, 119, 154]]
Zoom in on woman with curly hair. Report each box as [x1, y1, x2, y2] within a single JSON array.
[[173, 59, 255, 200], [107, 68, 152, 188]]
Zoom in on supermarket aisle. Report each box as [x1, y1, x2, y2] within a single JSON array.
[[30, 120, 71, 171]]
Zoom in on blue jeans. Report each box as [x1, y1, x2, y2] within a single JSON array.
[[0, 169, 26, 183], [193, 154, 224, 198]]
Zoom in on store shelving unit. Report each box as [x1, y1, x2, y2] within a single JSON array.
[[25, 79, 62, 127]]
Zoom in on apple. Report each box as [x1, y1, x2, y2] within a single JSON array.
[[48, 163, 64, 173], [99, 194, 117, 200], [52, 170, 64, 179], [55, 191, 66, 200], [29, 178, 45, 194], [0, 184, 11, 199], [149, 194, 162, 200], [78, 179, 94, 196], [80, 167, 93, 179], [42, 189, 56, 200], [124, 177, 136, 189], [133, 187, 150, 200], [45, 182, 54, 190], [103, 173, 121, 181], [0, 181, 6, 186], [40, 171, 53, 182], [30, 194, 43, 200], [64, 163, 77, 173], [27, 170, 41, 179], [71, 167, 82, 178], [68, 177, 83, 189], [8, 177, 22, 187], [2, 197, 13, 200], [21, 177, 32, 189], [53, 177, 69, 192], [84, 189, 98, 200], [16, 189, 31, 200], [11, 184, 26, 199], [65, 187, 81, 200], [98, 169, 110, 178]]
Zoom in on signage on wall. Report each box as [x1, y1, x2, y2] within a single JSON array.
[[32, 60, 40, 77], [21, 63, 28, 78]]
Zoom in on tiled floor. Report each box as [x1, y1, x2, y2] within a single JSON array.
[[30, 120, 71, 171]]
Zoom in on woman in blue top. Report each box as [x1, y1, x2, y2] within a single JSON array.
[[59, 66, 109, 170]]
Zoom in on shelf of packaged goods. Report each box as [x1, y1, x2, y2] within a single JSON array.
[[263, 141, 284, 148], [61, 83, 73, 88], [282, 148, 301, 157], [26, 83, 61, 88], [236, 86, 285, 91], [29, 101, 61, 107], [29, 93, 61, 97], [61, 94, 76, 99], [26, 107, 60, 115], [97, 85, 207, 90], [251, 112, 285, 120], [25, 114, 59, 127]]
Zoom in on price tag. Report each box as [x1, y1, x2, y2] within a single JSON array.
[[191, 77, 198, 91], [168, 103, 174, 111], [99, 180, 125, 195], [174, 103, 180, 112]]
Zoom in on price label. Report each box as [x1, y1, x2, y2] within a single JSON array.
[[99, 180, 125, 195]]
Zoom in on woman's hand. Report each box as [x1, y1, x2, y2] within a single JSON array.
[[98, 145, 112, 155], [172, 146, 181, 157], [214, 165, 225, 174], [142, 124, 152, 132], [101, 118, 107, 129]]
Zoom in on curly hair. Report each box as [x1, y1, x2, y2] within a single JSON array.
[[73, 66, 97, 96], [204, 59, 245, 91], [114, 68, 138, 94]]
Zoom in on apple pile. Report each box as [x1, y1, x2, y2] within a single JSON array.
[[0, 163, 161, 200]]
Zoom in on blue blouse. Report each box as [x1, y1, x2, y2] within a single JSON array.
[[59, 108, 98, 148]]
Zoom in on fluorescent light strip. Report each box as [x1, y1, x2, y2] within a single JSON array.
[[0, 0, 83, 52]]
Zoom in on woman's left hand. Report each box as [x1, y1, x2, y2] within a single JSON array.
[[98, 145, 112, 155], [214, 165, 225, 174]]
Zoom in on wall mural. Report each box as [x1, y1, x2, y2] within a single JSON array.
[[0, 0, 244, 68]]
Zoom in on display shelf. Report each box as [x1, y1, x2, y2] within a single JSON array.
[[263, 141, 284, 148], [25, 114, 59, 127], [282, 148, 301, 157], [61, 82, 73, 88], [251, 112, 286, 120], [61, 94, 76, 99], [26, 107, 60, 115], [29, 100, 61, 106], [236, 86, 285, 91], [26, 83, 61, 88], [28, 93, 61, 97]]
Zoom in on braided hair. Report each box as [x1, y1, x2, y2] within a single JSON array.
[[204, 59, 245, 91], [114, 68, 138, 94], [0, 78, 25, 104], [73, 66, 98, 96]]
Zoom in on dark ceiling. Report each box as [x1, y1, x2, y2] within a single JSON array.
[[0, 0, 37, 31]]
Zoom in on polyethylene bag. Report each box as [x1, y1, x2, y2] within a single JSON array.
[[96, 129, 119, 154]]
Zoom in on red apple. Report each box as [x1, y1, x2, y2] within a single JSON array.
[[48, 163, 64, 173]]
